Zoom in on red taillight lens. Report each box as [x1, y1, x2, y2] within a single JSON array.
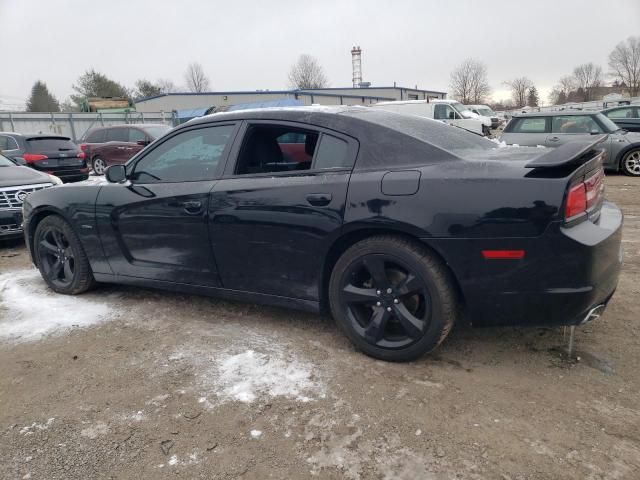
[[79, 143, 87, 152], [565, 183, 587, 219], [77, 151, 86, 159], [22, 153, 48, 163], [482, 250, 525, 260], [565, 168, 605, 220]]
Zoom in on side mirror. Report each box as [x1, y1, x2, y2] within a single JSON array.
[[136, 139, 151, 146], [105, 164, 127, 183]]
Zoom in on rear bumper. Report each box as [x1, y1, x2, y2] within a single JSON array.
[[29, 165, 89, 183], [427, 201, 623, 327]]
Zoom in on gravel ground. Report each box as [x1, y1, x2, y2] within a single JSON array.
[[0, 174, 638, 480]]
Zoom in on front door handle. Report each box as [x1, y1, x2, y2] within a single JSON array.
[[306, 193, 332, 206], [182, 200, 203, 214], [548, 137, 560, 142]]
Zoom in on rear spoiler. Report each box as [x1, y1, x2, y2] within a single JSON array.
[[525, 135, 607, 168]]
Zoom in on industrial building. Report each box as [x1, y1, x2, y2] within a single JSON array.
[[133, 86, 447, 113]]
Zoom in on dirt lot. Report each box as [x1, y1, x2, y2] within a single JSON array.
[[0, 174, 639, 480]]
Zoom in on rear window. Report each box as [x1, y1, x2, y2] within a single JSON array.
[[551, 115, 602, 134], [25, 137, 77, 151], [508, 117, 548, 133], [347, 109, 495, 157]]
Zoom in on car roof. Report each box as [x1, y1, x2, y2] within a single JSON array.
[[601, 105, 636, 112], [89, 123, 170, 129], [512, 110, 600, 118], [0, 132, 71, 140]]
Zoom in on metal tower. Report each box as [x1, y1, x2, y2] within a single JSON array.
[[351, 46, 362, 88]]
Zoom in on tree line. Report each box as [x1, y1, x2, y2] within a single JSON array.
[[24, 55, 329, 113], [450, 36, 639, 109]]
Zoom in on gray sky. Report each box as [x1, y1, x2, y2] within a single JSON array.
[[1, 0, 638, 109]]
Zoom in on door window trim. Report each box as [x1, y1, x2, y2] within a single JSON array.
[[126, 122, 240, 183], [221, 119, 359, 179]]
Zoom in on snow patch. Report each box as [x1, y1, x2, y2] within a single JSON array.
[[20, 418, 54, 435], [80, 421, 109, 439], [250, 429, 262, 438], [0, 270, 114, 342]]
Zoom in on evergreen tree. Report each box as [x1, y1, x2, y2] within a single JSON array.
[[527, 85, 539, 107], [133, 79, 162, 100], [556, 90, 567, 105], [70, 69, 129, 107], [26, 81, 60, 112]]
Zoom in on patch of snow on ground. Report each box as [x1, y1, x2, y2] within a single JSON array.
[[19, 418, 54, 435], [217, 349, 321, 403], [0, 269, 114, 342], [80, 421, 109, 439], [250, 429, 262, 438]]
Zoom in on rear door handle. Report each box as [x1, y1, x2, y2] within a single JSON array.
[[548, 137, 560, 142], [182, 200, 203, 214], [306, 193, 332, 206]]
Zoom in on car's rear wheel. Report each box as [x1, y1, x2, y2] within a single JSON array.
[[328, 235, 458, 362], [92, 156, 106, 175], [34, 215, 95, 294], [621, 149, 640, 176]]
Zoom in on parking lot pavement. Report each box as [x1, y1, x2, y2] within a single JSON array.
[[0, 175, 639, 479]]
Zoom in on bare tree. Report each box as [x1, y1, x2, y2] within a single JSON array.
[[288, 54, 328, 89], [572, 63, 603, 101], [449, 58, 491, 104], [157, 78, 179, 93], [549, 75, 577, 105], [608, 36, 640, 97], [503, 77, 533, 108], [184, 63, 210, 93]]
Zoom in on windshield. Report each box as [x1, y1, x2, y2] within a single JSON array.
[[477, 108, 495, 117], [596, 113, 622, 133], [144, 126, 172, 140], [0, 154, 16, 166], [450, 102, 476, 119]]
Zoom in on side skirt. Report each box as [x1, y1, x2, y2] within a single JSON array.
[[92, 273, 321, 314]]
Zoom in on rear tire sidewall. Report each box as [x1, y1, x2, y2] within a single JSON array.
[[329, 237, 455, 362], [621, 149, 640, 176], [34, 215, 94, 295]]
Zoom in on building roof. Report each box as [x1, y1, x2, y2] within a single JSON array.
[[134, 86, 443, 104]]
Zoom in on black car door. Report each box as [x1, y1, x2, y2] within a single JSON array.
[[95, 123, 238, 286], [209, 120, 358, 301]]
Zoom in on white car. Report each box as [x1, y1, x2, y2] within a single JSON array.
[[370, 99, 492, 136], [467, 105, 502, 130]]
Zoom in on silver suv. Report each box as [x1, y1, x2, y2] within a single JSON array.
[[500, 111, 640, 176]]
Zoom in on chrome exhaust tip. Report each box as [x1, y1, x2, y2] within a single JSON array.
[[580, 304, 606, 325]]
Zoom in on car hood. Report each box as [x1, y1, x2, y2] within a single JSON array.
[[0, 166, 53, 188]]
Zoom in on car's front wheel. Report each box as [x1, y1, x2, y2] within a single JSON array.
[[34, 215, 95, 294], [621, 149, 640, 176], [92, 156, 106, 175], [328, 236, 459, 362]]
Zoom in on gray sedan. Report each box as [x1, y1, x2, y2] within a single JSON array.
[[500, 111, 640, 176]]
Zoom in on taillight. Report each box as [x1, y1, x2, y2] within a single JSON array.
[[22, 153, 48, 163], [79, 143, 88, 152], [77, 151, 86, 159], [565, 168, 604, 220]]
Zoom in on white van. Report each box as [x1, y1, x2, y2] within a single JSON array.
[[370, 99, 492, 136]]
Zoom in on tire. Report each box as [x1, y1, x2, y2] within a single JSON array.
[[33, 215, 96, 295], [482, 125, 491, 137], [92, 156, 106, 175], [328, 235, 459, 362], [621, 149, 640, 176]]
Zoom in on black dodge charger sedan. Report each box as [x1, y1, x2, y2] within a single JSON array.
[[22, 107, 623, 361]]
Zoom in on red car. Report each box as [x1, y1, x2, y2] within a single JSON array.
[[79, 124, 172, 175]]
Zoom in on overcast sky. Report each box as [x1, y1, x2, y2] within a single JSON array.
[[1, 0, 638, 109]]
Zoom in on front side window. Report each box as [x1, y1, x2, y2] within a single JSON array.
[[434, 104, 457, 120], [510, 117, 548, 133], [86, 129, 106, 143], [605, 107, 635, 119], [551, 115, 602, 134], [132, 124, 234, 183], [128, 128, 147, 143]]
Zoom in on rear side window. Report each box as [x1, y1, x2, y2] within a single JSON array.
[[25, 138, 76, 152], [551, 116, 602, 134], [106, 128, 129, 142], [86, 129, 106, 143], [509, 117, 548, 133], [0, 135, 19, 150], [128, 128, 147, 142], [314, 134, 352, 169]]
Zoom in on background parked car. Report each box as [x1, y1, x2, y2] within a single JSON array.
[[0, 153, 60, 239], [601, 105, 640, 132], [0, 132, 89, 182], [467, 104, 502, 129], [500, 111, 640, 176], [79, 124, 172, 175]]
